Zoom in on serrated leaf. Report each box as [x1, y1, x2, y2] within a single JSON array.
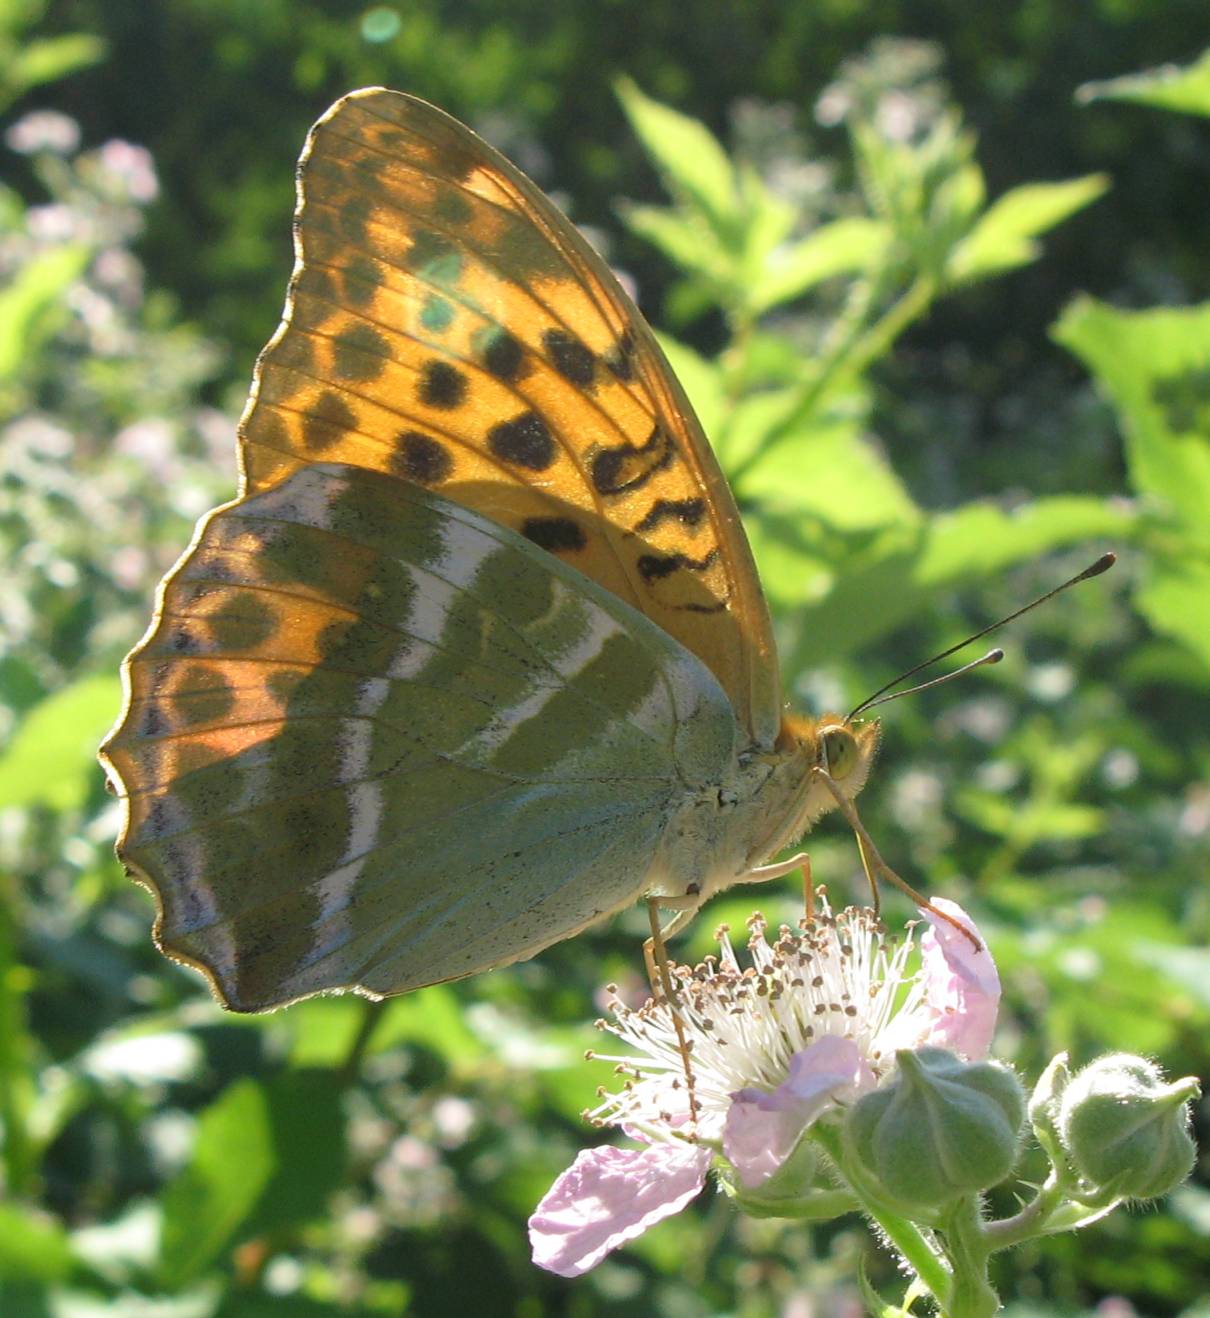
[[948, 175, 1109, 282], [0, 673, 121, 812], [750, 217, 891, 314], [1077, 48, 1210, 117], [1054, 296, 1210, 669], [618, 201, 727, 283], [158, 1080, 276, 1288], [616, 79, 738, 236], [1053, 296, 1210, 538]]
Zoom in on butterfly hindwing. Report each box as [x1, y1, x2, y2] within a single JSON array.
[[239, 88, 781, 747], [103, 464, 739, 1008]]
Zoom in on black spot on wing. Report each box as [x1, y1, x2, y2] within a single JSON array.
[[331, 324, 387, 382], [392, 431, 453, 485], [543, 328, 595, 386], [418, 359, 468, 409], [301, 390, 358, 453], [480, 328, 529, 383], [488, 412, 556, 470], [521, 516, 587, 553]]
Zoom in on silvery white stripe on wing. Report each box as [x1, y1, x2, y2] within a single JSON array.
[[455, 599, 624, 764], [258, 468, 342, 531], [386, 520, 499, 680], [316, 674, 393, 925]]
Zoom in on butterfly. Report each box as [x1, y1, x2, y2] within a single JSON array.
[[99, 88, 883, 1012]]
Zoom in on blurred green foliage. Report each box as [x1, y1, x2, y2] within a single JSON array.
[[2, 7, 1209, 1316]]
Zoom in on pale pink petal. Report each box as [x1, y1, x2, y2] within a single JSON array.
[[724, 1036, 871, 1188], [783, 1034, 875, 1102], [920, 898, 1000, 1058], [723, 1096, 807, 1188], [528, 1142, 712, 1277]]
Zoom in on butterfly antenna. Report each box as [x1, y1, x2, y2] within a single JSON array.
[[846, 552, 1116, 722], [857, 647, 1005, 714]]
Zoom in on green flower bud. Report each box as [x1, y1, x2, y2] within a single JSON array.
[[1029, 1052, 1071, 1168], [844, 1047, 1024, 1212], [1058, 1053, 1200, 1201]]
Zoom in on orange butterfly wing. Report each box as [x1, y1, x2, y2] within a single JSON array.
[[238, 88, 782, 748]]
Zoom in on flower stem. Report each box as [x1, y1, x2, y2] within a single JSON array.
[[813, 1122, 952, 1306], [941, 1198, 999, 1318]]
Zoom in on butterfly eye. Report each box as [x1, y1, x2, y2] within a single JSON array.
[[821, 725, 859, 780]]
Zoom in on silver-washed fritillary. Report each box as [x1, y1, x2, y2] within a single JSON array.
[[100, 89, 881, 1011]]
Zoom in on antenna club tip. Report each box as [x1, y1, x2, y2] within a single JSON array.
[[987, 648, 1005, 663], [1083, 551, 1116, 579]]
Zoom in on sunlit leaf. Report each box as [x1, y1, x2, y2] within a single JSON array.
[[750, 216, 890, 313], [1054, 296, 1210, 667], [1077, 48, 1210, 117], [655, 332, 725, 438], [781, 495, 1134, 669], [0, 673, 120, 811], [0, 245, 89, 383], [616, 78, 738, 236], [948, 175, 1109, 282]]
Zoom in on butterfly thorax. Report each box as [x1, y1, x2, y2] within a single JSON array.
[[648, 712, 881, 907]]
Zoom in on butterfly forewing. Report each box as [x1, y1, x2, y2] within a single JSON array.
[[103, 464, 739, 1008], [239, 88, 781, 747]]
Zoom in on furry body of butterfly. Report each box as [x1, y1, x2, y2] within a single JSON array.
[[100, 88, 881, 1011]]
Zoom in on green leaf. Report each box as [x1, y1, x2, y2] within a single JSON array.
[[1053, 296, 1210, 538], [370, 985, 486, 1066], [948, 175, 1109, 283], [616, 79, 737, 236], [655, 333, 725, 438], [917, 497, 1138, 585], [158, 1079, 276, 1288], [0, 1203, 73, 1283], [780, 495, 1135, 671], [740, 415, 919, 533], [1054, 296, 1210, 668], [749, 217, 890, 314], [1077, 48, 1210, 117], [247, 1072, 346, 1235], [0, 245, 90, 383], [1135, 554, 1210, 673], [619, 202, 726, 284], [0, 673, 121, 812], [5, 33, 106, 100]]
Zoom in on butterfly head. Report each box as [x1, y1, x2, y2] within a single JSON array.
[[814, 716, 881, 801], [772, 712, 881, 819]]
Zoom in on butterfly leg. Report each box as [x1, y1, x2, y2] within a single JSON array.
[[745, 851, 811, 883], [645, 897, 700, 1128], [812, 768, 981, 951], [800, 854, 816, 927]]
